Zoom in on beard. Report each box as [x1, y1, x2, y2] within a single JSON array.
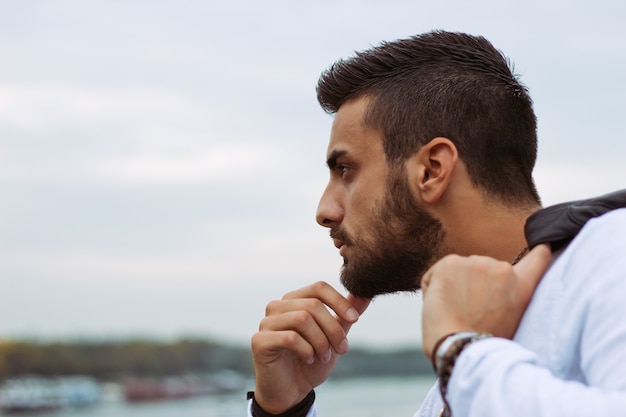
[[333, 169, 446, 299]]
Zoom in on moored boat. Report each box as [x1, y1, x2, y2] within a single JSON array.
[[122, 371, 245, 402], [0, 376, 100, 413]]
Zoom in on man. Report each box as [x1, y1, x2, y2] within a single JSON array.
[[247, 30, 626, 417]]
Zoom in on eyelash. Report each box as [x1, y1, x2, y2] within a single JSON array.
[[338, 165, 352, 178]]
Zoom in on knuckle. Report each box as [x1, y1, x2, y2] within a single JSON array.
[[312, 338, 330, 354], [486, 260, 511, 280], [291, 310, 312, 327], [250, 332, 264, 350], [495, 261, 511, 275], [301, 298, 323, 311], [310, 280, 330, 292], [327, 323, 345, 341], [282, 289, 297, 300], [258, 316, 271, 331], [469, 256, 493, 274], [265, 299, 282, 315], [281, 330, 300, 348], [439, 254, 464, 270], [440, 254, 459, 265]]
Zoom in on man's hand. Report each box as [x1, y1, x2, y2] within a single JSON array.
[[251, 281, 370, 414], [421, 244, 552, 358]]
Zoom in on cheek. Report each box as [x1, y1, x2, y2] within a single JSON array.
[[347, 195, 376, 230], [343, 176, 388, 232], [350, 182, 385, 215]]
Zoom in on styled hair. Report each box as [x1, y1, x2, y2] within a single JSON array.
[[316, 30, 540, 206]]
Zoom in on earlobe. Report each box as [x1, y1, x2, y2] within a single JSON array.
[[412, 137, 458, 204]]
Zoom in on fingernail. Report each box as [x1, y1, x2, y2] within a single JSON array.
[[307, 356, 315, 365], [338, 339, 349, 354], [323, 349, 332, 363], [346, 308, 359, 321]]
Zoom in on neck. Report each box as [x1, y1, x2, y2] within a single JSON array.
[[441, 199, 541, 263]]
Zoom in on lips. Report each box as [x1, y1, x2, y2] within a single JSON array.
[[330, 228, 349, 257], [333, 239, 347, 258]]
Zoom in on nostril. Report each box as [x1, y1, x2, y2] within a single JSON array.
[[317, 214, 336, 228]]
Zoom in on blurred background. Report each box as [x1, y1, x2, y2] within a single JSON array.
[[0, 0, 625, 414]]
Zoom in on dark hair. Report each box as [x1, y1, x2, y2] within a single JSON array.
[[316, 30, 540, 206]]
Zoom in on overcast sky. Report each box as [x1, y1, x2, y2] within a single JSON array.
[[1, 0, 625, 349]]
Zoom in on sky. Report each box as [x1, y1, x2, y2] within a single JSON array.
[[1, 0, 625, 350]]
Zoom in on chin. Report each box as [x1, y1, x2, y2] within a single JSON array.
[[341, 270, 422, 299]]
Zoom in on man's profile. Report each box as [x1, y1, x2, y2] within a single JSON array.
[[247, 30, 626, 417]]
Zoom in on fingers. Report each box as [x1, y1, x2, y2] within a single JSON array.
[[420, 245, 553, 349], [262, 299, 349, 361], [255, 326, 333, 365], [420, 254, 461, 293], [258, 281, 368, 364], [513, 243, 552, 306], [283, 281, 364, 324], [342, 293, 371, 332]]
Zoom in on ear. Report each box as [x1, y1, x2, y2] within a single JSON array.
[[407, 137, 458, 204]]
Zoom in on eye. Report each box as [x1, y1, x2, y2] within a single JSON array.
[[338, 164, 353, 179]]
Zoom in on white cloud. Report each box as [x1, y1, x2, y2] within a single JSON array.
[[87, 143, 275, 185], [0, 83, 202, 131], [0, 141, 278, 186], [535, 162, 626, 206], [0, 82, 287, 186]]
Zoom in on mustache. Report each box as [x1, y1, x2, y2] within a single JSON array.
[[330, 227, 352, 245]]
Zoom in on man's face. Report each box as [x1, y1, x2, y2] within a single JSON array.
[[316, 97, 446, 299]]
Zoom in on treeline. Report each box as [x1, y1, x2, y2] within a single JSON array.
[[0, 338, 434, 383], [334, 347, 434, 378], [0, 338, 253, 383]]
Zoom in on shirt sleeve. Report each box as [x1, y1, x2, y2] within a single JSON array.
[[413, 382, 443, 417], [447, 339, 626, 417]]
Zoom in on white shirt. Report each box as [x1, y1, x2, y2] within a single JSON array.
[[416, 208, 626, 417], [247, 208, 626, 417]]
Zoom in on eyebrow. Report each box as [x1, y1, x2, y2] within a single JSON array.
[[326, 149, 347, 169]]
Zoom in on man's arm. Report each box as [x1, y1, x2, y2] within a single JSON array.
[[446, 337, 626, 416], [249, 281, 370, 415], [420, 244, 552, 358], [420, 211, 626, 417]]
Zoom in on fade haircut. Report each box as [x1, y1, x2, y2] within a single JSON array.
[[316, 30, 541, 206]]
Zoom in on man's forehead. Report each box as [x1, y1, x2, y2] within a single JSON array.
[[326, 115, 367, 155], [323, 96, 387, 163]]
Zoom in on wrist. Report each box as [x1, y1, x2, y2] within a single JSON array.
[[252, 389, 310, 415], [434, 332, 491, 373], [434, 332, 492, 415], [429, 332, 458, 370], [248, 390, 315, 417]]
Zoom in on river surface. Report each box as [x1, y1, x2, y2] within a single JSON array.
[[1, 376, 436, 417]]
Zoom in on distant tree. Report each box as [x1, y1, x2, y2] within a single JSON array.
[[0, 338, 431, 384]]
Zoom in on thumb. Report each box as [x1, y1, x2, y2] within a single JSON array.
[[339, 294, 371, 333], [513, 243, 552, 302]]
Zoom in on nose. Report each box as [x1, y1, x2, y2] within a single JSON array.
[[316, 184, 343, 228]]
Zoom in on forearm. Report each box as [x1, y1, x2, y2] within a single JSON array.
[[447, 338, 626, 417]]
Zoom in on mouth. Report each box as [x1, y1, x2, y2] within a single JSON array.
[[333, 239, 347, 257], [330, 228, 349, 257]]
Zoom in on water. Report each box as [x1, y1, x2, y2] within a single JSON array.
[[317, 376, 436, 417], [0, 376, 436, 417]]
